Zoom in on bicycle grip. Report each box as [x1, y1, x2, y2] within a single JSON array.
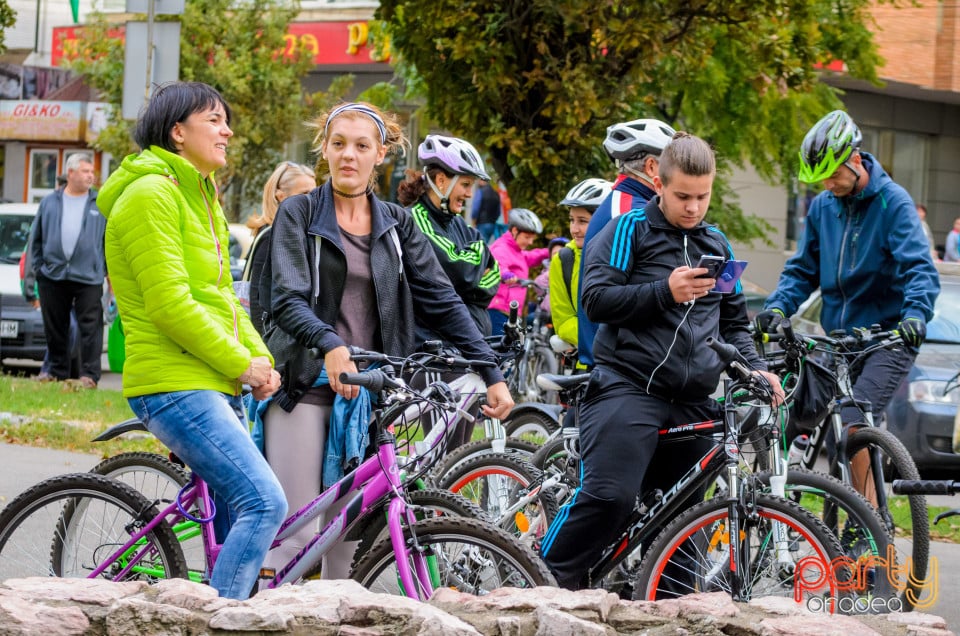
[[780, 318, 796, 344], [339, 370, 387, 392], [705, 337, 752, 381], [507, 300, 519, 326], [892, 479, 959, 495]]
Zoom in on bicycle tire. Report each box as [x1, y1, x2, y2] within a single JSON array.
[[91, 451, 189, 499], [437, 453, 558, 544], [90, 452, 205, 579], [353, 488, 489, 567], [350, 516, 556, 597], [526, 344, 559, 404], [429, 437, 540, 485], [504, 410, 560, 443], [0, 472, 188, 582], [635, 493, 845, 605], [844, 426, 930, 611], [755, 467, 896, 601]]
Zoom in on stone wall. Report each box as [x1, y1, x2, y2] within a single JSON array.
[[0, 577, 953, 636]]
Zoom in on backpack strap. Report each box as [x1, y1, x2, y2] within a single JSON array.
[[559, 246, 575, 304]]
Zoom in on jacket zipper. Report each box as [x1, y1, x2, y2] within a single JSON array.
[[199, 178, 241, 390], [836, 200, 852, 328]]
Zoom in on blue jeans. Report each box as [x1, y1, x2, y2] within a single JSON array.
[[129, 390, 287, 599]]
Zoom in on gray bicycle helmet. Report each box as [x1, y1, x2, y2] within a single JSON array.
[[603, 118, 676, 162], [507, 208, 543, 234], [798, 110, 862, 184], [559, 178, 614, 212], [417, 135, 491, 181]]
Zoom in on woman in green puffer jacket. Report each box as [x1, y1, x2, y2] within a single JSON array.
[[97, 81, 287, 600]]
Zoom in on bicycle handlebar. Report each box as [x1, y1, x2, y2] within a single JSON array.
[[892, 479, 960, 495], [339, 370, 402, 392]]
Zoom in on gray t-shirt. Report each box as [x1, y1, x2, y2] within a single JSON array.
[[302, 229, 381, 406], [60, 192, 88, 261]]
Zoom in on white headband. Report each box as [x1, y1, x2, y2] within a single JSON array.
[[324, 103, 387, 145]]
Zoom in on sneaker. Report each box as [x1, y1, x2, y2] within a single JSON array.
[[35, 372, 57, 382], [79, 376, 97, 389]]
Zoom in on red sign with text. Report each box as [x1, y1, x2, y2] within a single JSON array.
[[51, 21, 388, 68]]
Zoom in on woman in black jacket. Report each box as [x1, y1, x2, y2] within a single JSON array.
[[262, 102, 513, 582]]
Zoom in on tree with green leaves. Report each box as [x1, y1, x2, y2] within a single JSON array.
[[0, 1, 15, 54], [65, 0, 314, 221], [375, 0, 890, 240]]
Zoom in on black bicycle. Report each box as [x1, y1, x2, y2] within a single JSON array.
[[756, 319, 930, 610]]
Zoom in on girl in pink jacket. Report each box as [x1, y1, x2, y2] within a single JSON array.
[[488, 208, 548, 335]]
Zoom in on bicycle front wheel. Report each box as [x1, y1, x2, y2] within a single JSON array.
[[350, 516, 555, 598], [0, 473, 187, 582], [844, 425, 929, 611], [756, 468, 896, 601], [635, 493, 844, 606]]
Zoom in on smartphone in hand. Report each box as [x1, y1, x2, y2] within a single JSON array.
[[695, 255, 725, 279]]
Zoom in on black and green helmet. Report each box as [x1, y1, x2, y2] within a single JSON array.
[[798, 110, 862, 184]]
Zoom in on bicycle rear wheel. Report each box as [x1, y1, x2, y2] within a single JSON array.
[[429, 437, 540, 485], [437, 453, 558, 545], [91, 451, 189, 500], [0, 473, 187, 582], [350, 516, 555, 598], [635, 494, 845, 606], [844, 426, 929, 611], [90, 452, 205, 581], [504, 410, 560, 444]]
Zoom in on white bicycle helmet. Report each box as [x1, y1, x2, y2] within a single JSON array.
[[559, 178, 614, 212], [508, 208, 543, 234], [602, 118, 676, 162], [418, 135, 491, 181]]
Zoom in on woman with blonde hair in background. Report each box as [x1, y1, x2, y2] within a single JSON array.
[[261, 101, 513, 580], [243, 161, 315, 334]]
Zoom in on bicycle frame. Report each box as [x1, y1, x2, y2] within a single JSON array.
[[88, 369, 488, 600], [788, 343, 893, 516], [584, 377, 780, 600]]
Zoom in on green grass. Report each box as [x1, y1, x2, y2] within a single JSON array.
[[0, 373, 164, 458]]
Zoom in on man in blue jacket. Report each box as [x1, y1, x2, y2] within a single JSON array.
[[757, 110, 939, 486], [577, 118, 675, 367]]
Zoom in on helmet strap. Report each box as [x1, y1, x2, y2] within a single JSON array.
[[843, 160, 863, 195], [425, 172, 460, 213]]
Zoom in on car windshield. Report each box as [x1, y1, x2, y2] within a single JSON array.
[[927, 279, 960, 344], [0, 214, 34, 264]]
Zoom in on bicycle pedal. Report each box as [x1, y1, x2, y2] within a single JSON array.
[[258, 567, 277, 579]]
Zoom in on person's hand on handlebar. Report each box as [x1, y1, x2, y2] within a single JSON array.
[[755, 308, 785, 334], [482, 381, 514, 420], [753, 370, 785, 407], [897, 317, 926, 348], [325, 345, 359, 400]]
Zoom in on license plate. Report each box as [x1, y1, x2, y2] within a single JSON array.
[[0, 320, 18, 338]]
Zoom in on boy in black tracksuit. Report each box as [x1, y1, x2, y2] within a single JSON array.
[[540, 132, 781, 591]]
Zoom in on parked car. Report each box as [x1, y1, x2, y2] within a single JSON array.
[[0, 203, 47, 365], [790, 261, 960, 476]]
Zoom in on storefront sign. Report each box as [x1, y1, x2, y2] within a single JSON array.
[[52, 21, 389, 68], [0, 101, 84, 141]]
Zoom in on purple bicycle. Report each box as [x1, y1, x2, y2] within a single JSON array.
[[0, 349, 554, 597]]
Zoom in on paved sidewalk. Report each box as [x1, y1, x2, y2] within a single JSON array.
[[0, 442, 100, 512]]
